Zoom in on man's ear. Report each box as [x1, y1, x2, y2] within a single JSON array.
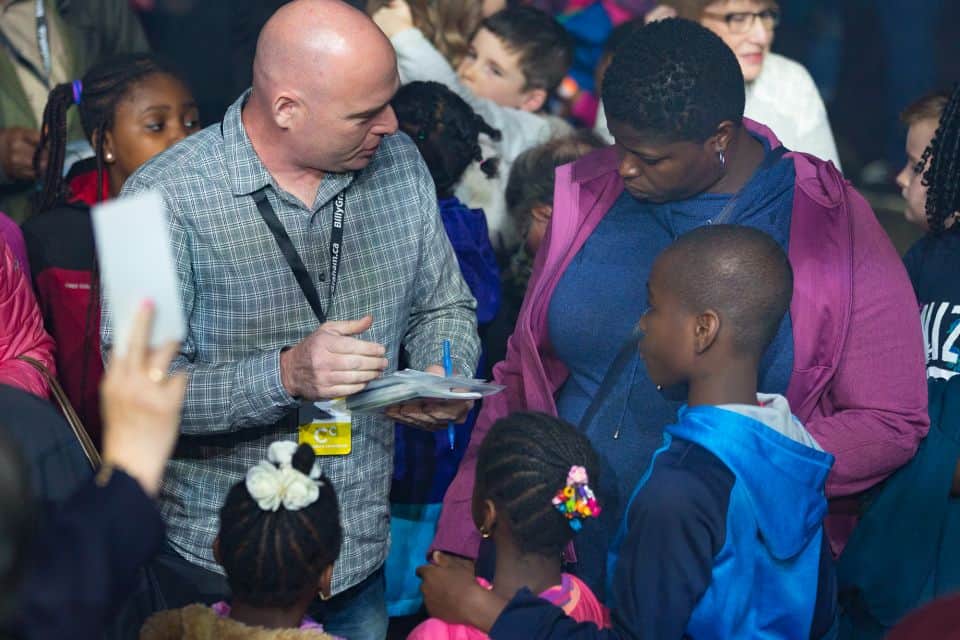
[[693, 309, 721, 354], [318, 564, 334, 600], [273, 93, 300, 130], [519, 88, 547, 113]]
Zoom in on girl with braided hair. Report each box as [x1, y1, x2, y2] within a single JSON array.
[[21, 53, 198, 446], [410, 412, 609, 639], [141, 442, 343, 639], [392, 80, 501, 328], [901, 85, 960, 384]]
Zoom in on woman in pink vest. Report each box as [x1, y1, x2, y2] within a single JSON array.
[[432, 18, 927, 599]]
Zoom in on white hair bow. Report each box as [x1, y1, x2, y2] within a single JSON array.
[[245, 441, 324, 512]]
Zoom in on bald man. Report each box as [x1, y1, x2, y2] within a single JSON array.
[[101, 1, 479, 636]]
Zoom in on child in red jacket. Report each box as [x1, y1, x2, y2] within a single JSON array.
[[22, 54, 199, 445]]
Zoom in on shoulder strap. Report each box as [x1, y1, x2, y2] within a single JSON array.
[[252, 188, 327, 324], [18, 355, 101, 469], [578, 337, 637, 432], [577, 147, 789, 434]]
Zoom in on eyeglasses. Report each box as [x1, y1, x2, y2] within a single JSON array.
[[701, 8, 781, 34]]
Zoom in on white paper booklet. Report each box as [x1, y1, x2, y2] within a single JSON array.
[[92, 190, 186, 353], [343, 369, 505, 414]]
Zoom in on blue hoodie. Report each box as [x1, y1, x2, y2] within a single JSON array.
[[489, 395, 836, 640]]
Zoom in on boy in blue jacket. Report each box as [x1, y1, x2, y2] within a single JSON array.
[[418, 224, 838, 639]]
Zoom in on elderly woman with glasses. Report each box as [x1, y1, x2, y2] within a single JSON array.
[[634, 0, 841, 169]]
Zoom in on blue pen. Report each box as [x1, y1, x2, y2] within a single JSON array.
[[443, 339, 455, 450]]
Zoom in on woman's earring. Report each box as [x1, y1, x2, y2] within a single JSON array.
[[104, 152, 114, 162], [656, 385, 663, 391], [479, 525, 491, 539], [717, 149, 726, 169], [319, 590, 332, 601]]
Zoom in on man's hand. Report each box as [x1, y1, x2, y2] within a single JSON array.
[[100, 300, 189, 496], [280, 315, 388, 400], [385, 364, 474, 431], [371, 0, 415, 38], [0, 127, 42, 182], [417, 551, 505, 631]]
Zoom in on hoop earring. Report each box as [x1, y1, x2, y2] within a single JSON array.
[[319, 591, 332, 601], [479, 526, 491, 539], [717, 149, 726, 169]]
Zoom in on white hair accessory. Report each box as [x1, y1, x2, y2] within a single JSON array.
[[267, 440, 299, 466], [245, 441, 323, 512]]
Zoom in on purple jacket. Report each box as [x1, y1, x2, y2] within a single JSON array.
[[433, 120, 928, 558]]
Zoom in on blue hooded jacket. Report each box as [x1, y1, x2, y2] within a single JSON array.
[[490, 395, 836, 640]]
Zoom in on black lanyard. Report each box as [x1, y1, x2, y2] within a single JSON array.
[[252, 187, 346, 325], [0, 0, 52, 88]]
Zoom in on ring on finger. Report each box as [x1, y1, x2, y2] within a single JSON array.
[[148, 368, 166, 383]]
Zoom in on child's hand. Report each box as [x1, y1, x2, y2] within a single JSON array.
[[371, 0, 414, 38], [417, 551, 507, 631]]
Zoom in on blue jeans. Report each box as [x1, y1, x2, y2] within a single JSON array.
[[310, 566, 388, 640]]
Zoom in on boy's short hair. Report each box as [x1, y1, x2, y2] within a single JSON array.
[[481, 7, 574, 93], [660, 225, 793, 356], [901, 91, 950, 127]]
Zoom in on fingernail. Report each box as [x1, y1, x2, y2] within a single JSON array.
[[142, 298, 155, 309]]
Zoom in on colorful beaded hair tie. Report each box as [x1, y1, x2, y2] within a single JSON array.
[[552, 465, 601, 531]]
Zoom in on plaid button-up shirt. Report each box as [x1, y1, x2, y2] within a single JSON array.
[[102, 92, 479, 593]]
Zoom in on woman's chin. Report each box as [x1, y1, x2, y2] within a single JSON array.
[[738, 56, 765, 82], [626, 186, 662, 203]]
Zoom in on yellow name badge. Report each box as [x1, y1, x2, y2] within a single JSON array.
[[298, 401, 352, 456]]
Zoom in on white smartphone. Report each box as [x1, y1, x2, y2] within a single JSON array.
[[92, 190, 186, 354]]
